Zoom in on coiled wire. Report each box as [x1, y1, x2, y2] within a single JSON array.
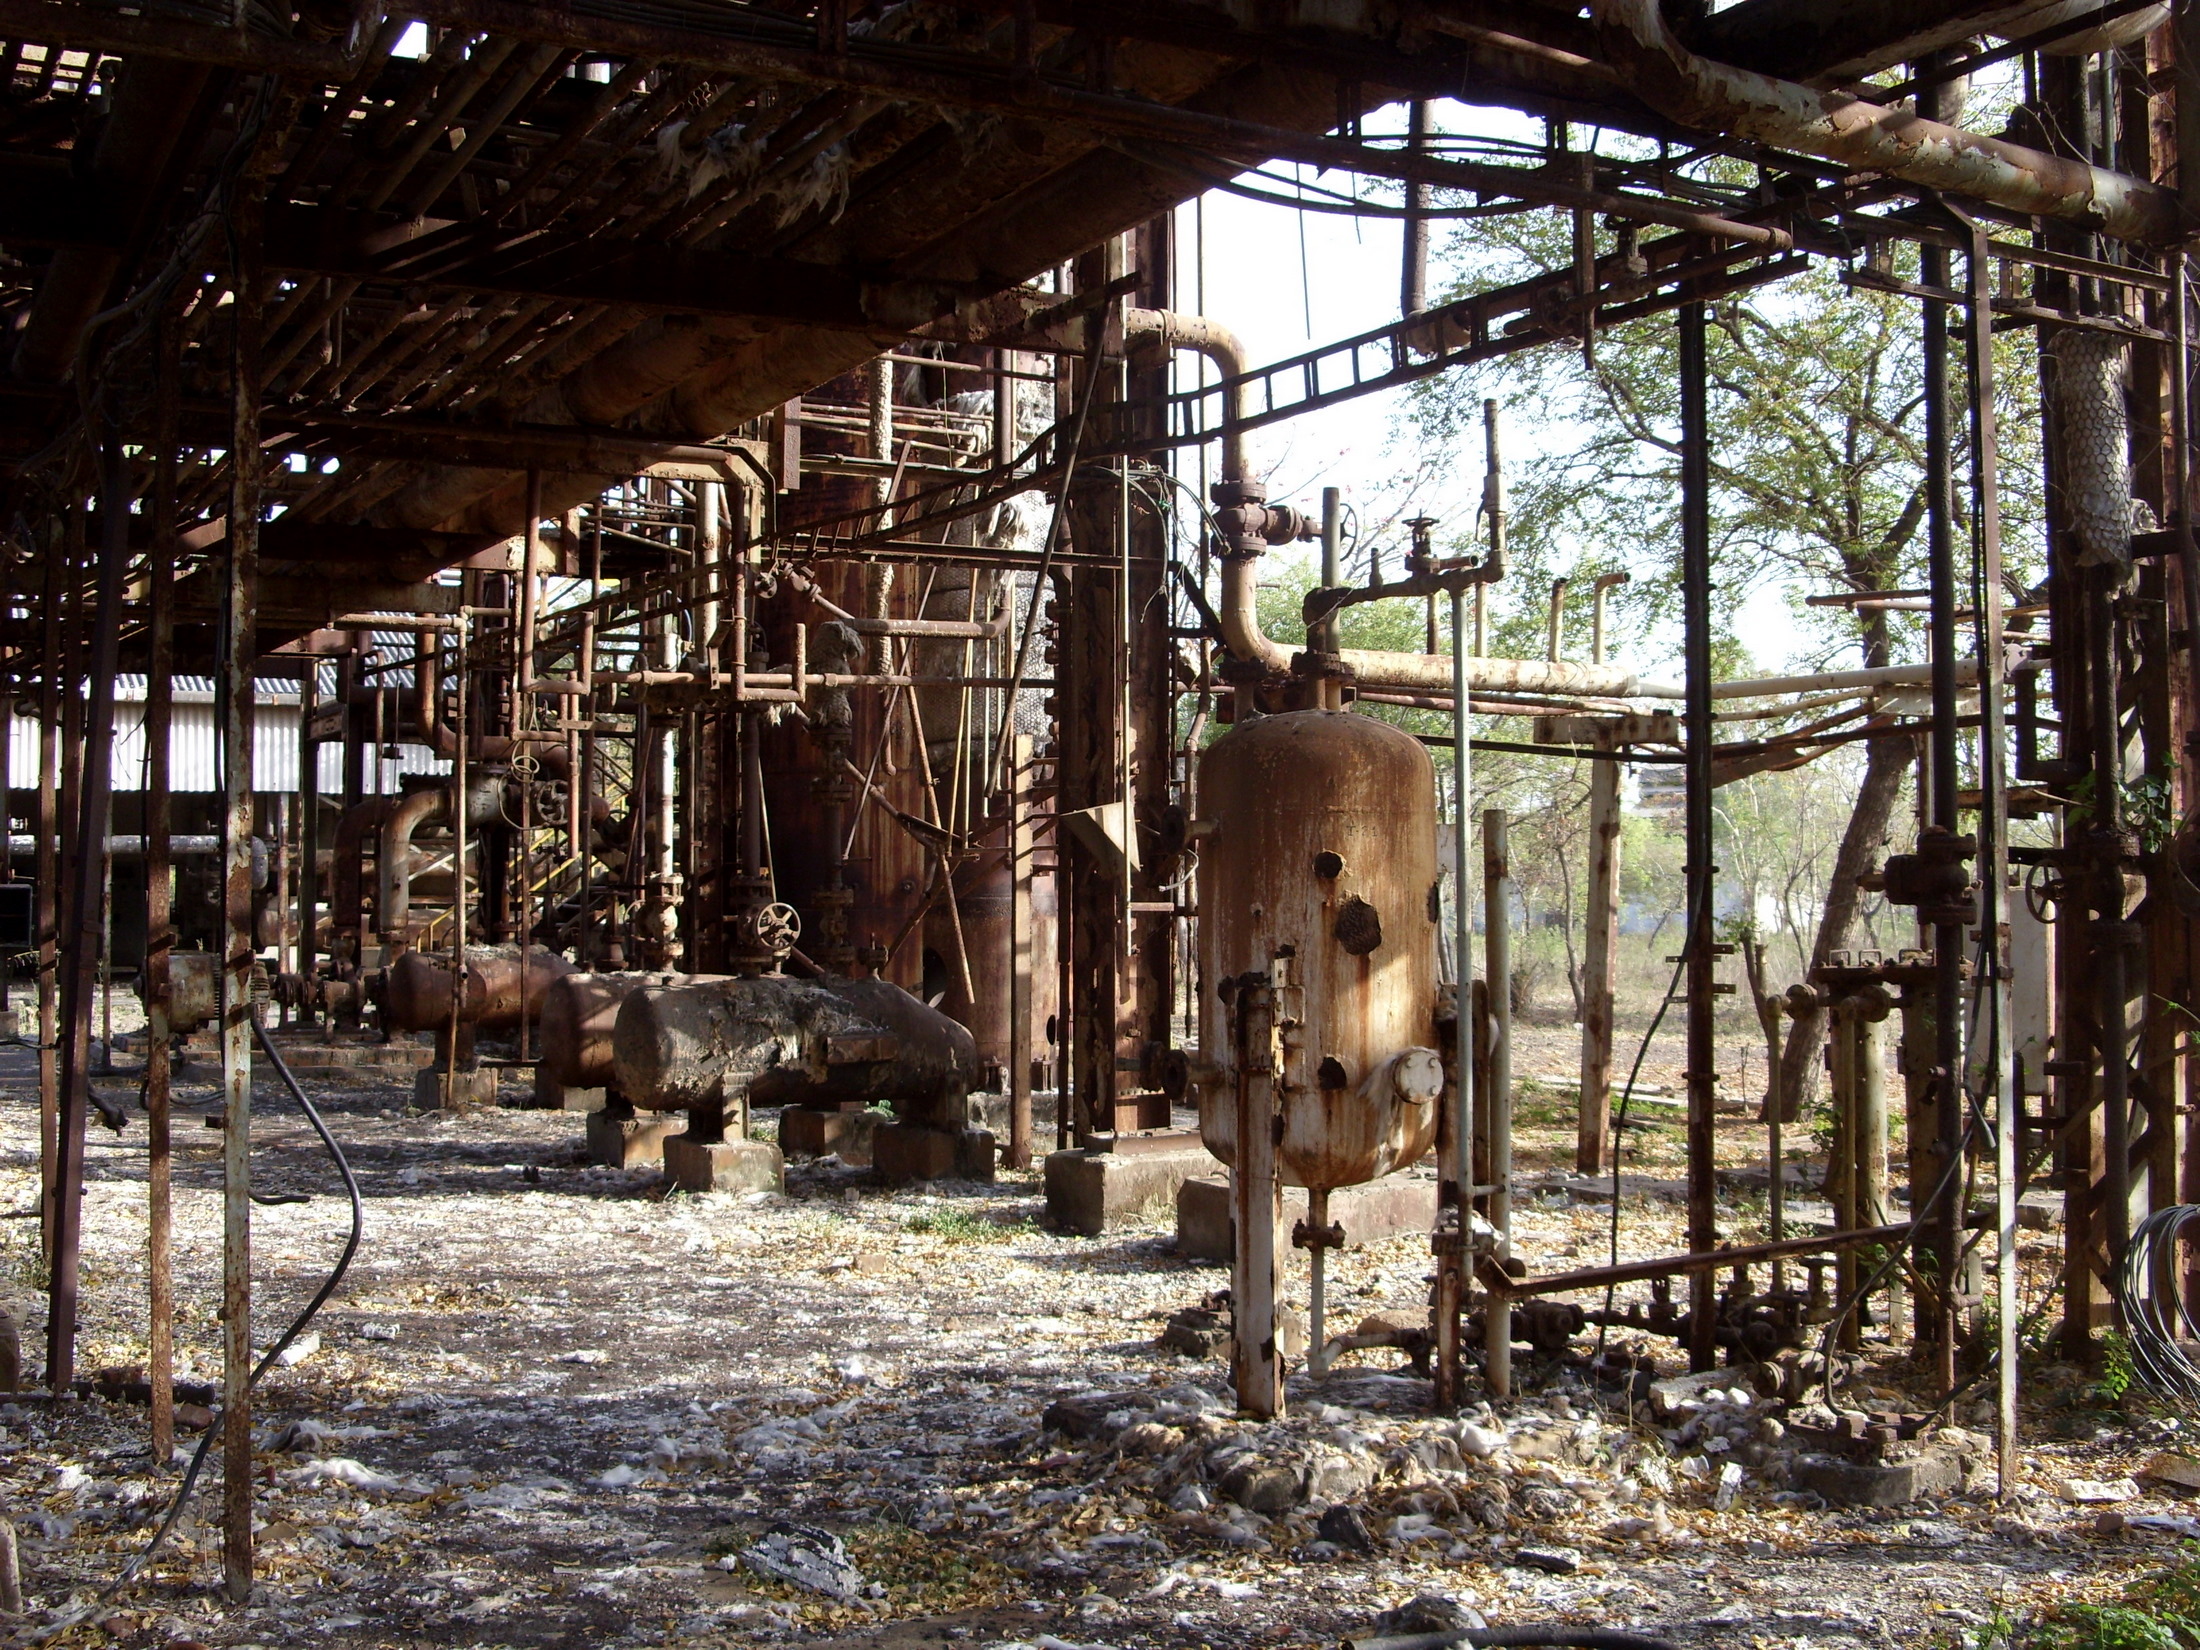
[[2116, 1204, 2200, 1402]]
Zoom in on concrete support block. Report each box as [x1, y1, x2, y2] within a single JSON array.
[[780, 1105, 882, 1167], [532, 1065, 606, 1112], [874, 1123, 995, 1185], [586, 1108, 682, 1169], [1044, 1145, 1213, 1237], [416, 1065, 498, 1111], [663, 1135, 783, 1194], [1174, 1172, 1438, 1263]]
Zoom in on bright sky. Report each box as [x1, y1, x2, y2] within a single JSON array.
[[1179, 101, 1809, 681]]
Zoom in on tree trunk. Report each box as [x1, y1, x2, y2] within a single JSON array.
[[1772, 732, 1909, 1122]]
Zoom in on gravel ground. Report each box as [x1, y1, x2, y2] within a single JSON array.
[[0, 1028, 2189, 1650]]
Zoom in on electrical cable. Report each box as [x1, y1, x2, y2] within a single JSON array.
[[2116, 1204, 2200, 1403], [10, 1023, 362, 1648]]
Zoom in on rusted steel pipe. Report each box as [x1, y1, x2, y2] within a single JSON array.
[[613, 975, 981, 1119], [1592, 0, 2183, 246], [383, 945, 575, 1035], [376, 787, 448, 945], [1488, 1222, 1914, 1299], [1125, 307, 1250, 480]]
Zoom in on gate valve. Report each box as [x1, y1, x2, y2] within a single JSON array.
[[1878, 826, 1976, 926], [1211, 476, 1316, 556]]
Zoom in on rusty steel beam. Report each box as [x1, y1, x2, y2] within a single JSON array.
[[46, 441, 130, 1392], [0, 0, 378, 74], [403, 0, 1788, 247], [219, 204, 263, 1606], [257, 203, 998, 330], [145, 314, 179, 1463]]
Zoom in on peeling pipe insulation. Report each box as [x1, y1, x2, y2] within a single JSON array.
[[1591, 0, 2183, 247]]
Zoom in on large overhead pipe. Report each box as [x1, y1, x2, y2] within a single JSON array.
[[1593, 0, 2182, 247]]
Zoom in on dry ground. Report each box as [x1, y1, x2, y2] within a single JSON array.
[[0, 1016, 2187, 1650]]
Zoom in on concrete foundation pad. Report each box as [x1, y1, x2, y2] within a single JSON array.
[[416, 1066, 498, 1111], [874, 1123, 995, 1185], [1044, 1145, 1214, 1237], [663, 1135, 783, 1194], [1174, 1171, 1439, 1263], [532, 1067, 606, 1112], [586, 1109, 682, 1169], [780, 1105, 883, 1167]]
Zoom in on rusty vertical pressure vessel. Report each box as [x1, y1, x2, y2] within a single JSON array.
[[1196, 708, 1442, 1189]]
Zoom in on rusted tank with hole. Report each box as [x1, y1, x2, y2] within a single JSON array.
[[538, 971, 712, 1089], [382, 945, 575, 1034], [613, 974, 981, 1119], [1194, 707, 1443, 1189]]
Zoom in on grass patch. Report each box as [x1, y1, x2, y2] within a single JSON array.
[[903, 1206, 1035, 1243], [1984, 1550, 2200, 1650]]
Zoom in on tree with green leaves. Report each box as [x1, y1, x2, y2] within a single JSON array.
[[1403, 214, 2042, 1118]]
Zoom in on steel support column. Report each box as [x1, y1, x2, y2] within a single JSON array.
[[1679, 298, 1720, 1372], [219, 210, 264, 1604]]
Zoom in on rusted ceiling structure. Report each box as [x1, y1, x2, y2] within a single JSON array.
[[4, 0, 2198, 1613], [1, 0, 2172, 648]]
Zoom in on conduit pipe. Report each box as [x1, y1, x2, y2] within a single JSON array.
[[1592, 0, 2183, 247], [377, 787, 450, 945]]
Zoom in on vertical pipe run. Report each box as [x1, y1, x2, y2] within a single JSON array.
[[34, 539, 57, 1278], [1402, 100, 1430, 320], [1965, 224, 2019, 1493], [1230, 973, 1282, 1418], [517, 469, 541, 1059], [220, 211, 264, 1604], [1483, 809, 1513, 1397], [1009, 733, 1034, 1169], [1307, 1186, 1331, 1378], [1679, 299, 1721, 1372], [1318, 487, 1342, 653], [1922, 220, 1967, 1383], [1434, 488, 1480, 1408], [1578, 732, 1621, 1173]]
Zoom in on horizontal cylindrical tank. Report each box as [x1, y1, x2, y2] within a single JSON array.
[[538, 970, 708, 1088], [382, 945, 574, 1034], [1196, 708, 1442, 1190], [613, 974, 981, 1119]]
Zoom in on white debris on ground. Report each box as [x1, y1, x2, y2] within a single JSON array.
[[0, 1046, 2189, 1650]]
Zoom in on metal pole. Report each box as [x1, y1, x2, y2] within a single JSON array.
[[1922, 214, 1967, 1388], [1008, 732, 1034, 1170], [1434, 584, 1473, 1408], [1483, 807, 1513, 1397], [1966, 223, 2020, 1492], [517, 468, 540, 1060], [1318, 486, 1342, 652], [1578, 728, 1621, 1174], [34, 526, 62, 1273], [1679, 298, 1721, 1372], [1230, 972, 1282, 1419], [219, 209, 264, 1603], [49, 439, 132, 1392], [146, 314, 178, 1461]]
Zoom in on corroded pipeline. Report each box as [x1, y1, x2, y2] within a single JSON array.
[[1593, 0, 2183, 247], [613, 975, 981, 1117], [382, 945, 575, 1034]]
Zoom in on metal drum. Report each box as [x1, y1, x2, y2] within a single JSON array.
[[1195, 708, 1442, 1189]]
